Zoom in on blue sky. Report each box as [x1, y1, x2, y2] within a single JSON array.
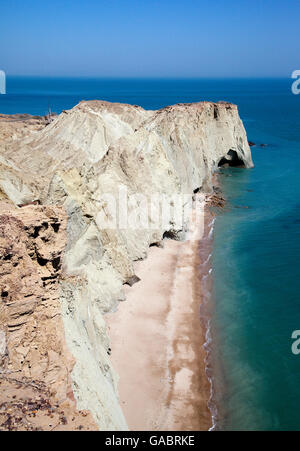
[[1, 0, 299, 77]]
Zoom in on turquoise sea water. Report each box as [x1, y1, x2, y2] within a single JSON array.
[[1, 77, 299, 430]]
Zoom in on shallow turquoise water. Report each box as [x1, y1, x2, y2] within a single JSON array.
[[210, 80, 300, 430], [1, 77, 299, 430]]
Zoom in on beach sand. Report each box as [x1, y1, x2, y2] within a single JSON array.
[[106, 195, 212, 431]]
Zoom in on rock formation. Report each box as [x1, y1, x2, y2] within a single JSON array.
[[0, 203, 96, 430], [0, 101, 253, 430]]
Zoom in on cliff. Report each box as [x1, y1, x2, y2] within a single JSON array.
[[0, 101, 253, 430], [0, 202, 97, 430]]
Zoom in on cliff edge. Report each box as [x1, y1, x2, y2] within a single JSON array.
[[0, 101, 253, 430]]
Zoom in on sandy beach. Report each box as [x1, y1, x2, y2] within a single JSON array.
[[106, 195, 213, 431]]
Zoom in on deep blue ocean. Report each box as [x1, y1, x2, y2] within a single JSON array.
[[1, 77, 299, 431]]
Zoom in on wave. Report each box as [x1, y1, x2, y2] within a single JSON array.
[[201, 253, 212, 267], [199, 214, 219, 431], [208, 224, 215, 240]]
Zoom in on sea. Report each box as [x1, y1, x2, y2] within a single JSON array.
[[1, 76, 300, 431]]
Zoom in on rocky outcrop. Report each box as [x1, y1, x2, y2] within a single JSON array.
[[0, 203, 96, 430], [0, 101, 253, 430]]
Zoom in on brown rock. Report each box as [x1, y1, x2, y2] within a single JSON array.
[[0, 203, 97, 431]]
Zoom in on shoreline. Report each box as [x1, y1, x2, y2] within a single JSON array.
[[106, 194, 215, 431]]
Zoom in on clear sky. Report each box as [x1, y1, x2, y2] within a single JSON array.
[[1, 0, 299, 78]]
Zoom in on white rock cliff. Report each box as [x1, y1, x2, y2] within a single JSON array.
[[0, 101, 253, 430]]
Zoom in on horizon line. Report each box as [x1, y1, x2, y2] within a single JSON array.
[[4, 74, 292, 80]]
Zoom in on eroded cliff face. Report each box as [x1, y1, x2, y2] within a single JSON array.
[[0, 203, 97, 430], [0, 101, 253, 430]]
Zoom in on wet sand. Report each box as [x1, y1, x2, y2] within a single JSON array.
[[106, 195, 212, 431]]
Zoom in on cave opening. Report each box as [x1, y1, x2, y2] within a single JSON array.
[[218, 149, 245, 168], [163, 230, 179, 240]]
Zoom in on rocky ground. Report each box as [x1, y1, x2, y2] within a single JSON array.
[[0, 202, 96, 430]]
